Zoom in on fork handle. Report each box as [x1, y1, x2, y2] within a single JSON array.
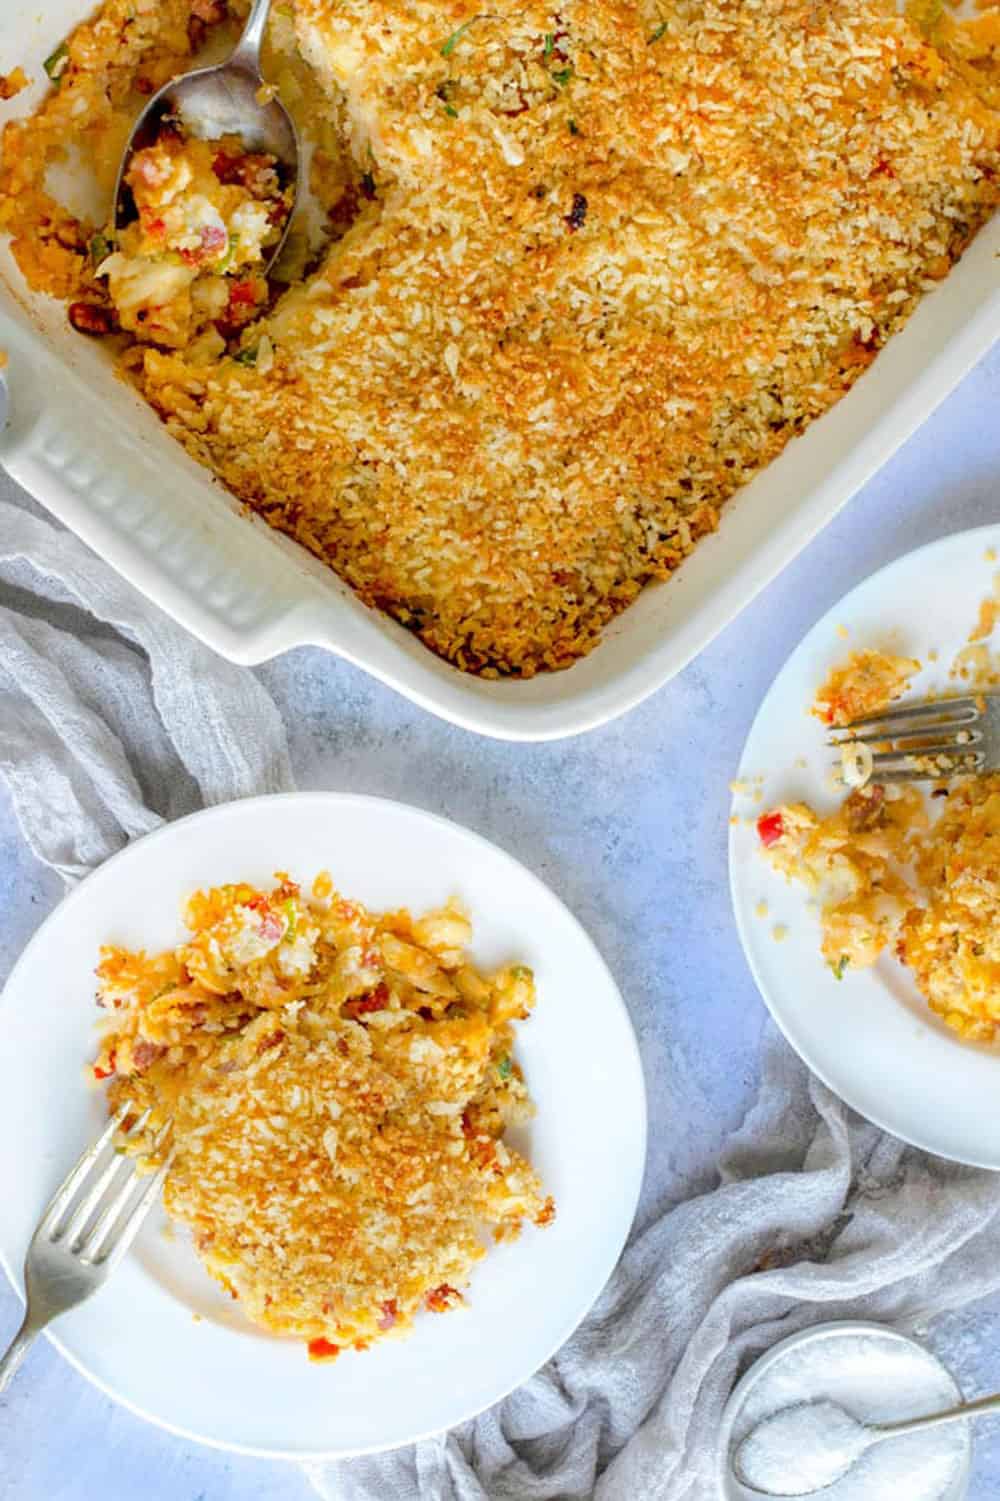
[[0, 1311, 45, 1396]]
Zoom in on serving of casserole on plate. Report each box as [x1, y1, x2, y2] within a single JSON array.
[[0, 793, 647, 1456], [729, 526, 1000, 1170], [94, 868, 555, 1360], [0, 0, 998, 735]]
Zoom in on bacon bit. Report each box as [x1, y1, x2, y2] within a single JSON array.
[[256, 1029, 284, 1054], [243, 897, 284, 944], [756, 811, 785, 848], [229, 279, 259, 307], [844, 783, 886, 834], [534, 1196, 556, 1227], [870, 157, 895, 179], [93, 1049, 116, 1081], [307, 1337, 340, 1361], [68, 302, 117, 336], [213, 151, 277, 194], [212, 151, 238, 181], [344, 982, 389, 1020], [131, 1039, 166, 1072], [135, 75, 155, 95], [146, 215, 166, 234], [377, 1299, 398, 1331], [0, 67, 30, 101], [200, 223, 227, 255], [425, 1284, 461, 1313]]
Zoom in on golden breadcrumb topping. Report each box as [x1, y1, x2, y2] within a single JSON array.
[[93, 871, 553, 1357], [2, 0, 999, 674]]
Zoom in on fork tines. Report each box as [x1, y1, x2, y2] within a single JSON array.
[[40, 1105, 173, 1268], [829, 693, 986, 783]]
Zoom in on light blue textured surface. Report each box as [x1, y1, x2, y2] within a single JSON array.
[[0, 345, 999, 1500]]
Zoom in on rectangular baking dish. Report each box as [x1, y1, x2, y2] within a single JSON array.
[[2, 0, 998, 742]]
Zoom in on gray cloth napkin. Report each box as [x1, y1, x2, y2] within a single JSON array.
[[4, 483, 1000, 1501]]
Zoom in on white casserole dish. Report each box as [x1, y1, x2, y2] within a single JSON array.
[[1, 0, 998, 742]]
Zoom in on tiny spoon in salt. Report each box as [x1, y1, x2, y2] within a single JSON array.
[[732, 1387, 1000, 1497]]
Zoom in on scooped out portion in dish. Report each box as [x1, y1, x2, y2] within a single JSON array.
[[91, 871, 554, 1358], [2, 0, 999, 676], [100, 120, 293, 350], [757, 642, 1000, 1044]]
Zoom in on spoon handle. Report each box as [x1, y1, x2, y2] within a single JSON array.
[[875, 1389, 1000, 1441], [229, 0, 273, 75]]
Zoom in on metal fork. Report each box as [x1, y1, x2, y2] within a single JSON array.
[[829, 692, 1000, 783], [0, 1104, 172, 1394]]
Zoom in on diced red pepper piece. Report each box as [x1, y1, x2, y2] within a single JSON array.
[[756, 811, 785, 848], [307, 1337, 340, 1361], [229, 279, 259, 307], [93, 1048, 116, 1081], [425, 1283, 461, 1313]]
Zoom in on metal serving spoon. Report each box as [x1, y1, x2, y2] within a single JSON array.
[[732, 1391, 999, 1496], [112, 0, 299, 269]]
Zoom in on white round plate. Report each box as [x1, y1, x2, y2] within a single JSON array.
[[730, 523, 1000, 1167], [0, 793, 646, 1458]]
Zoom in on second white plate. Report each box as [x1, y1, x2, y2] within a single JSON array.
[[730, 524, 1000, 1168], [0, 793, 646, 1457]]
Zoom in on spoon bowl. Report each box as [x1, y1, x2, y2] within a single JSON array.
[[112, 0, 298, 273], [733, 1400, 870, 1496]]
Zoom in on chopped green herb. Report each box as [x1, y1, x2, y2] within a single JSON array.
[[497, 1056, 513, 1080], [233, 346, 258, 365], [510, 965, 532, 980], [551, 64, 573, 87], [568, 118, 580, 136], [441, 16, 481, 56], [89, 232, 112, 269], [831, 955, 849, 981], [444, 103, 459, 117], [648, 21, 668, 43], [43, 41, 70, 85], [543, 32, 555, 59], [215, 232, 235, 274], [283, 899, 298, 940]]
